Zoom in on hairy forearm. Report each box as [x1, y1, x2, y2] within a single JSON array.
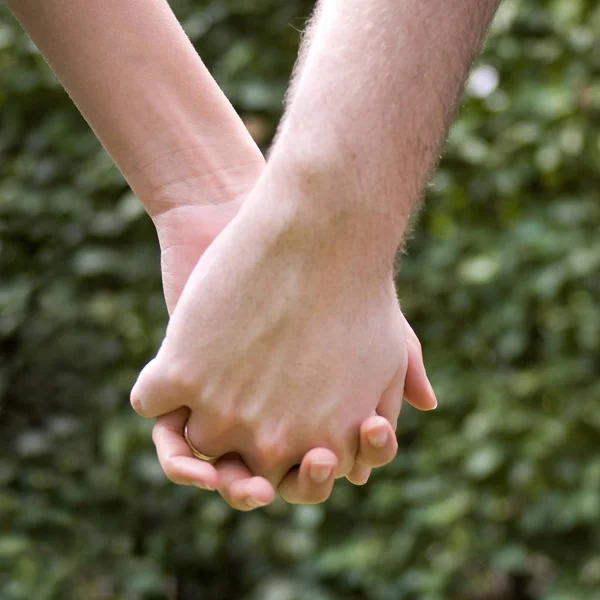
[[6, 0, 263, 216], [269, 0, 499, 262]]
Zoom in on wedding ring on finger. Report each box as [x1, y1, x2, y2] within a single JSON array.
[[184, 423, 221, 464]]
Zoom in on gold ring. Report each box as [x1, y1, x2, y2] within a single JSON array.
[[184, 423, 221, 464]]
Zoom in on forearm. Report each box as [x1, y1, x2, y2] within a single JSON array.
[[269, 0, 499, 262], [6, 0, 263, 217]]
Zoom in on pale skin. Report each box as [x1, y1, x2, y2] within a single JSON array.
[[132, 0, 500, 503], [6, 0, 441, 509]]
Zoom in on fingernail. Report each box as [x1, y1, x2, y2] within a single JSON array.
[[201, 483, 216, 491], [368, 428, 388, 448], [310, 462, 334, 484], [246, 498, 268, 509], [427, 382, 438, 410]]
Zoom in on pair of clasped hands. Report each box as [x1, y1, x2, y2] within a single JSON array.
[[130, 120, 438, 512]]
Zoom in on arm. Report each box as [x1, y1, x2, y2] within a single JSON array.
[[132, 0, 499, 501], [269, 0, 500, 260], [5, 0, 435, 509], [5, 0, 264, 217], [6, 0, 265, 312]]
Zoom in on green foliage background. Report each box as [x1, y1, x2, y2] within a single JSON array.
[[1, 0, 600, 598]]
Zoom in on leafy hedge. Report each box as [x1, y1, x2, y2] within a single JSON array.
[[1, 1, 599, 598]]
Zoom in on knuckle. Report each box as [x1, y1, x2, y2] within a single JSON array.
[[129, 381, 155, 418], [151, 419, 177, 446], [255, 441, 286, 469], [235, 401, 263, 433], [151, 422, 163, 446], [164, 363, 198, 397], [130, 357, 174, 417], [254, 429, 289, 470], [129, 366, 155, 416], [407, 331, 422, 353], [162, 459, 186, 485], [215, 400, 241, 432], [414, 335, 422, 351], [130, 388, 145, 415]]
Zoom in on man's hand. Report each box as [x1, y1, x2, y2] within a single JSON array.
[[144, 0, 498, 510], [149, 173, 436, 509], [141, 0, 498, 510], [133, 170, 437, 509], [8, 0, 443, 510]]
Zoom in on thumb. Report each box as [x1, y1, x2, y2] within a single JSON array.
[[130, 356, 185, 418], [402, 317, 437, 411]]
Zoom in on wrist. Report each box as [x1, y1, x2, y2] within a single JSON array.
[[8, 0, 264, 219], [122, 96, 264, 219], [138, 137, 264, 220], [259, 145, 406, 269], [240, 159, 399, 282]]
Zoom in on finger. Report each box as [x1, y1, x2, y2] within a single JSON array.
[[346, 415, 399, 485], [376, 365, 405, 430], [402, 318, 437, 411], [131, 357, 183, 418], [346, 464, 372, 486], [356, 415, 398, 468], [278, 448, 337, 505], [152, 408, 219, 491], [216, 455, 276, 511], [184, 409, 234, 459], [183, 412, 275, 511]]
